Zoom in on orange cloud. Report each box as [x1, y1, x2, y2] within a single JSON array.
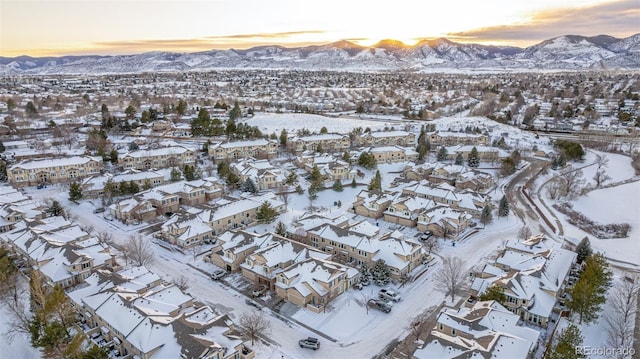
[[447, 0, 639, 46]]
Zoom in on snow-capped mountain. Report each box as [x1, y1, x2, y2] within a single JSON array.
[[1, 34, 638, 75]]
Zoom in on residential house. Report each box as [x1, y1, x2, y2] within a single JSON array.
[[383, 196, 437, 227], [7, 155, 102, 187], [119, 145, 195, 170], [469, 235, 578, 328], [428, 131, 489, 147], [230, 158, 285, 190], [159, 209, 214, 248], [274, 257, 359, 313], [417, 206, 471, 239], [361, 131, 416, 147], [352, 190, 396, 219], [208, 193, 285, 235], [81, 170, 165, 199], [209, 139, 278, 160], [289, 133, 350, 153], [413, 300, 540, 359]]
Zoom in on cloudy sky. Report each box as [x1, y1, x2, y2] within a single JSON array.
[[1, 0, 638, 56]]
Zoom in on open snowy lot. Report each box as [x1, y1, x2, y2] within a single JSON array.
[[243, 112, 405, 134]]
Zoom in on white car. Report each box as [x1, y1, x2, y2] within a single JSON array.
[[379, 289, 402, 302], [210, 268, 226, 280]]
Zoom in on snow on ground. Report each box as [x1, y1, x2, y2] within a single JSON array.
[[243, 112, 396, 134], [580, 150, 636, 187], [0, 276, 42, 359], [566, 181, 640, 265]]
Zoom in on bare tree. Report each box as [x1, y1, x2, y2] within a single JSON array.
[[358, 289, 375, 315], [95, 231, 114, 246], [547, 179, 562, 200], [122, 235, 154, 267], [422, 236, 441, 255], [187, 244, 203, 261], [605, 275, 639, 354], [557, 167, 585, 199], [592, 156, 611, 188], [172, 275, 189, 291], [238, 312, 271, 345], [278, 185, 290, 211], [433, 256, 468, 303], [517, 226, 532, 240], [406, 311, 431, 342]]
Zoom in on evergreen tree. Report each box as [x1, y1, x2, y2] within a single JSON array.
[[241, 178, 258, 193], [68, 182, 83, 201], [360, 263, 371, 281], [368, 170, 382, 191], [217, 161, 230, 177], [118, 181, 130, 195], [225, 118, 237, 138], [575, 237, 592, 264], [47, 200, 65, 217], [0, 140, 5, 153], [229, 101, 242, 120], [341, 151, 351, 163], [170, 167, 182, 182], [191, 108, 211, 136], [109, 149, 118, 164], [128, 141, 139, 151], [226, 171, 240, 189], [6, 98, 16, 112], [548, 324, 584, 359], [567, 253, 612, 324], [467, 146, 480, 168], [309, 165, 323, 190], [25, 101, 39, 118], [479, 285, 507, 304], [454, 153, 464, 165], [125, 105, 136, 119], [183, 165, 196, 181], [480, 204, 493, 227], [351, 178, 357, 188], [128, 181, 139, 194], [332, 180, 344, 192], [358, 152, 377, 170], [275, 221, 287, 236], [498, 195, 509, 217], [417, 143, 428, 161], [285, 172, 297, 185], [320, 126, 328, 134], [279, 129, 288, 146], [176, 99, 187, 115], [436, 147, 448, 161], [500, 157, 516, 176], [256, 201, 278, 224], [371, 260, 390, 285], [142, 179, 153, 191], [296, 185, 304, 194]]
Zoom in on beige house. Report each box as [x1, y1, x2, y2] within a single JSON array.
[[414, 300, 540, 359], [368, 146, 418, 164], [208, 194, 285, 235], [383, 196, 437, 227], [417, 206, 471, 239], [361, 131, 416, 147], [159, 210, 214, 248], [206, 230, 269, 272], [81, 170, 165, 199], [108, 198, 157, 224], [428, 131, 489, 147], [402, 182, 489, 217], [240, 237, 331, 288], [8, 155, 102, 187], [444, 145, 503, 164], [119, 146, 195, 170], [352, 190, 396, 219], [304, 222, 424, 279], [297, 153, 356, 184], [289, 133, 350, 153], [209, 139, 279, 160], [274, 257, 359, 313], [469, 235, 578, 328], [67, 267, 256, 359], [231, 158, 285, 190]]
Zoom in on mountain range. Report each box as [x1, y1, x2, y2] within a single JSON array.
[[1, 34, 639, 75]]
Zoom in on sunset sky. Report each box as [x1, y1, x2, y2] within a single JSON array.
[[1, 0, 638, 57]]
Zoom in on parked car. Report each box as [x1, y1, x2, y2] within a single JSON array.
[[353, 282, 364, 290], [379, 289, 402, 302], [419, 231, 433, 241], [251, 285, 267, 297], [245, 299, 261, 309], [367, 298, 392, 313], [93, 207, 105, 214], [298, 337, 320, 350], [36, 183, 46, 189], [210, 268, 226, 280]]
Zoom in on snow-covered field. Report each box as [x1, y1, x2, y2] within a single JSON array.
[[243, 112, 400, 134]]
